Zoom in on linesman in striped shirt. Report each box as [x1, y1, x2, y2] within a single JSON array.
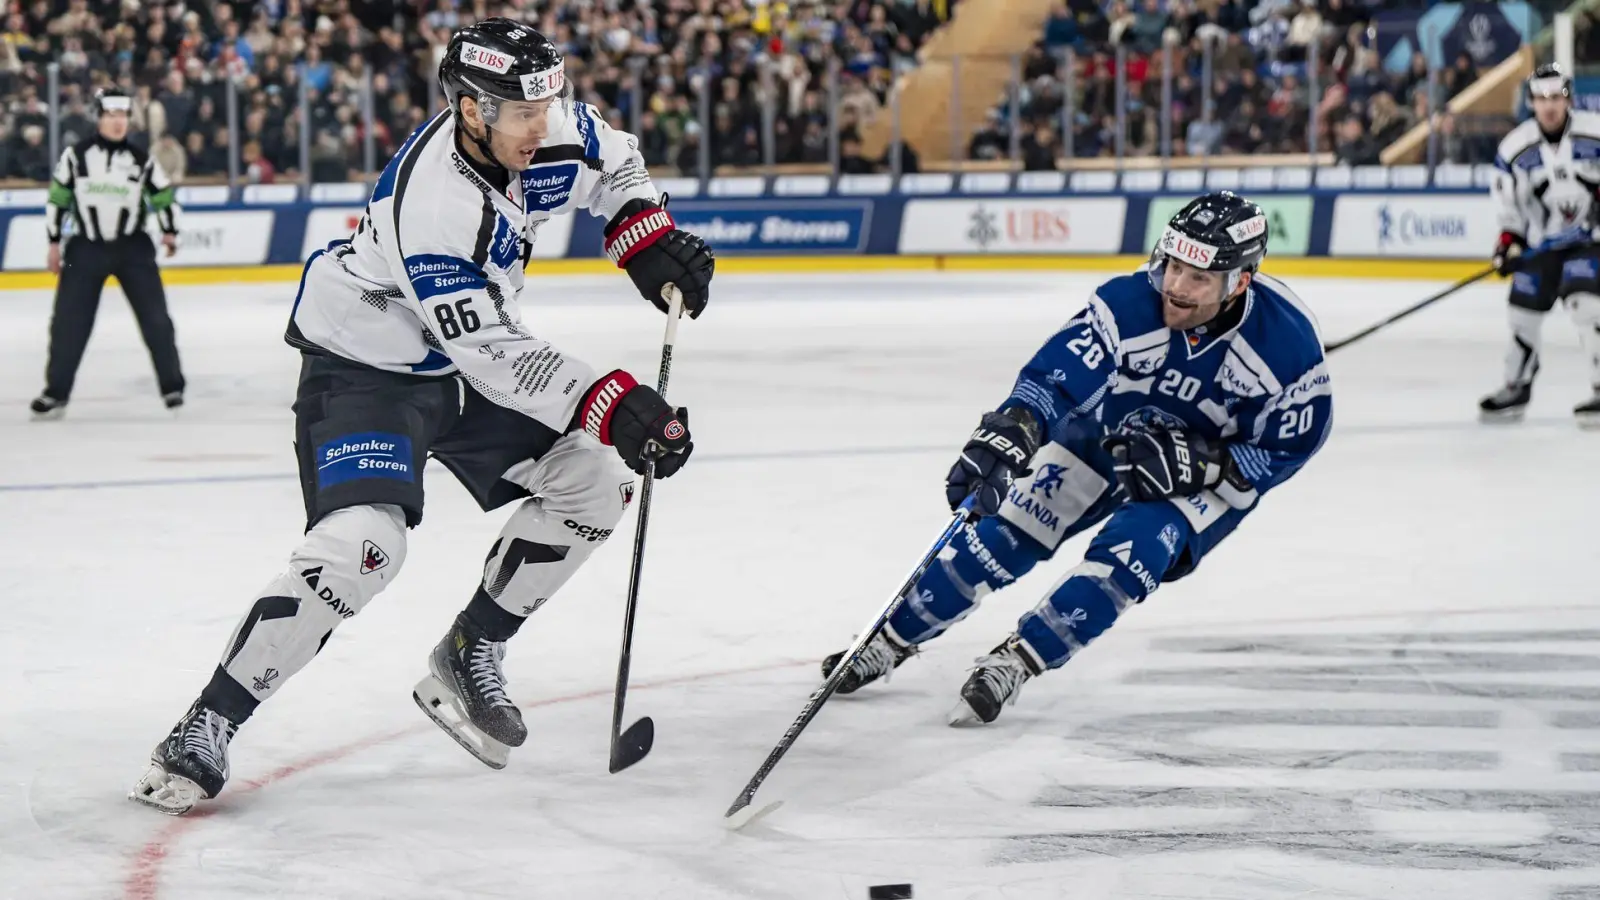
[[32, 87, 186, 418]]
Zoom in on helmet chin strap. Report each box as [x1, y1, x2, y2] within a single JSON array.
[[456, 104, 509, 174]]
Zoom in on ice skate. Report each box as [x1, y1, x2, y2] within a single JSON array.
[[1479, 382, 1532, 423], [949, 637, 1041, 727], [413, 612, 526, 769], [128, 699, 237, 815], [29, 394, 65, 420], [162, 390, 184, 411], [821, 630, 915, 695], [1574, 389, 1600, 429]]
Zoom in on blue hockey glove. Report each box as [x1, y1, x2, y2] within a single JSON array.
[[945, 408, 1041, 517], [1102, 426, 1232, 503]]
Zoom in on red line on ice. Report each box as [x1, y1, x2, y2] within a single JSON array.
[[122, 660, 803, 900]]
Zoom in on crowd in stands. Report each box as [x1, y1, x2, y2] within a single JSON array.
[[0, 0, 1538, 185], [0, 0, 951, 183], [975, 0, 1519, 169]]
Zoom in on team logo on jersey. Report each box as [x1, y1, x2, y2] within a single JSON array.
[[361, 541, 390, 575], [1158, 523, 1181, 555], [1031, 463, 1068, 499], [1117, 406, 1188, 434], [619, 481, 635, 508]]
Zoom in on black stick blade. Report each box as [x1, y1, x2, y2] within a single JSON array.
[[608, 716, 655, 773]]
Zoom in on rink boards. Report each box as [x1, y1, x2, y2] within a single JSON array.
[[0, 185, 1498, 287]]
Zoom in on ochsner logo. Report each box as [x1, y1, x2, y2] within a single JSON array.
[[1377, 203, 1467, 246]]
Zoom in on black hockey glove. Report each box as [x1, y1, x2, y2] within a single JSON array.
[[1101, 426, 1241, 503], [604, 197, 714, 318], [945, 407, 1042, 517], [574, 370, 693, 477], [1492, 231, 1527, 276]]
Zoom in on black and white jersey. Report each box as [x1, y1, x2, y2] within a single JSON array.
[[286, 103, 659, 432], [45, 136, 180, 243], [1491, 110, 1600, 249]]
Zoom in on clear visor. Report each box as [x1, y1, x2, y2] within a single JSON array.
[[476, 93, 559, 139], [99, 96, 132, 114], [1147, 251, 1242, 299]]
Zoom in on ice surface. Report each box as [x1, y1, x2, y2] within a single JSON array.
[[0, 270, 1598, 900]]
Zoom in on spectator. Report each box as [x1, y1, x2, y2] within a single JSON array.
[[1368, 91, 1412, 147], [11, 122, 49, 180], [838, 131, 875, 174], [155, 70, 194, 144], [1286, 0, 1321, 61], [1021, 119, 1059, 170], [1334, 114, 1377, 165], [1128, 0, 1169, 54], [242, 139, 276, 183], [154, 132, 186, 184], [1043, 1, 1078, 49]]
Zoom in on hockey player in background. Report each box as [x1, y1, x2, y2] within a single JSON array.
[[130, 19, 714, 814], [1481, 63, 1600, 426], [823, 192, 1332, 725]]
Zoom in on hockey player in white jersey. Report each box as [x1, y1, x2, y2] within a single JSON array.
[[1481, 63, 1600, 426], [131, 19, 715, 815]]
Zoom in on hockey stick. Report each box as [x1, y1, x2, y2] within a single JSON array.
[[608, 284, 685, 774], [1325, 266, 1496, 354], [724, 501, 975, 828]]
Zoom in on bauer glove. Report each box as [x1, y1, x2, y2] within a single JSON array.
[[946, 407, 1041, 517], [1102, 425, 1248, 503]]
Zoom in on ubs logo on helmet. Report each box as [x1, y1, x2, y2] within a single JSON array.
[[461, 42, 512, 74], [520, 65, 566, 100]]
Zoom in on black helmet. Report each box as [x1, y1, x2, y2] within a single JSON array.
[[1148, 191, 1269, 294], [1526, 62, 1572, 101], [92, 86, 132, 118], [438, 18, 567, 118]]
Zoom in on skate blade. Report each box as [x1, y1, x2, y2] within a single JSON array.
[[1576, 412, 1600, 430], [30, 408, 65, 422], [128, 763, 203, 815], [413, 675, 511, 770], [947, 697, 989, 728], [1479, 407, 1527, 424]]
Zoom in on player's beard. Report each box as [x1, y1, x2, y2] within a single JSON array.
[[1161, 291, 1222, 330]]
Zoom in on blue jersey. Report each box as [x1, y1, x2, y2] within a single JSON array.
[[1002, 270, 1332, 512]]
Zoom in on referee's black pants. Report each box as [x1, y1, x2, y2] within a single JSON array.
[[44, 233, 185, 402]]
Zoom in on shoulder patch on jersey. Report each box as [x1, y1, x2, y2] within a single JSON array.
[[1513, 144, 1544, 172], [522, 162, 580, 212], [405, 254, 487, 300]]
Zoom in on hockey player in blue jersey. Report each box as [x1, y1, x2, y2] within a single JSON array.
[[823, 191, 1333, 725]]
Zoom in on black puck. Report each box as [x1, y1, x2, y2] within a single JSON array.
[[868, 885, 913, 900]]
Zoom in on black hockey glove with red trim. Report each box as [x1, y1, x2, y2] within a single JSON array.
[[603, 198, 714, 318], [1492, 231, 1527, 277], [574, 370, 693, 477], [945, 407, 1041, 517]]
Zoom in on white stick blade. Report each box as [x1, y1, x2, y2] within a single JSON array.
[[723, 800, 784, 832]]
